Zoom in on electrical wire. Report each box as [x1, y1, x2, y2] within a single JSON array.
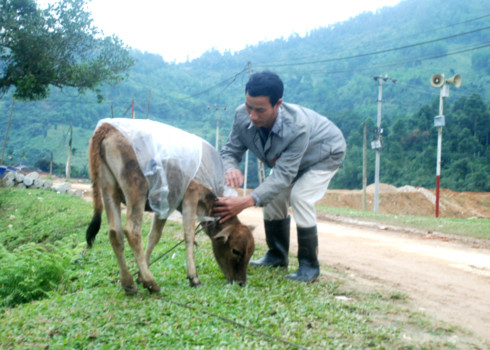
[[2, 17, 488, 109], [173, 66, 248, 100], [266, 42, 490, 76], [260, 26, 490, 68], [258, 13, 490, 65]]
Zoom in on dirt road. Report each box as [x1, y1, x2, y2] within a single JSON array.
[[238, 207, 490, 343]]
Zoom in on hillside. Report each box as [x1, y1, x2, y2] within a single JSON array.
[[1, 0, 489, 191]]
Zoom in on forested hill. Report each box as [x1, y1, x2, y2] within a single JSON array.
[[1, 0, 489, 191]]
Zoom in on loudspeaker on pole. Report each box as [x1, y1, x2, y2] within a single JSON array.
[[445, 74, 462, 88], [430, 73, 445, 88]]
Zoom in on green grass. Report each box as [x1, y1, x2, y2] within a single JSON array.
[[0, 187, 487, 349], [317, 205, 490, 240]]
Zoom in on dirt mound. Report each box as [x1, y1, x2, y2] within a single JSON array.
[[317, 184, 490, 219], [366, 183, 398, 193], [58, 177, 490, 219]]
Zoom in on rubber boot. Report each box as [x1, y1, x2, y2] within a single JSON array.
[[285, 226, 319, 282], [250, 216, 290, 268]]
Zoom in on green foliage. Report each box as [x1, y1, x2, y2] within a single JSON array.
[[0, 188, 87, 306], [1, 0, 489, 191], [471, 51, 490, 74], [0, 188, 91, 249], [0, 0, 134, 100], [0, 238, 81, 307], [317, 205, 490, 240], [331, 93, 490, 191]]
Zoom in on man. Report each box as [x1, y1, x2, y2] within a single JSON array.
[[213, 71, 346, 283]]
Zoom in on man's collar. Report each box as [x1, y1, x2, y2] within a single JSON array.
[[271, 107, 283, 137]]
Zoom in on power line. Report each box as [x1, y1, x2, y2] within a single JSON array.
[[111, 67, 248, 118], [414, 14, 490, 35], [261, 26, 490, 68], [177, 66, 248, 100], [2, 67, 249, 107], [2, 26, 487, 113], [268, 42, 490, 76], [256, 13, 490, 65]]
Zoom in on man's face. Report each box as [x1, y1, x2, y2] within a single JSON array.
[[245, 93, 282, 130]]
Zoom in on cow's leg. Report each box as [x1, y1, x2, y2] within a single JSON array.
[[182, 192, 201, 287], [145, 215, 167, 265], [136, 215, 166, 285], [124, 199, 161, 293], [102, 184, 138, 295]]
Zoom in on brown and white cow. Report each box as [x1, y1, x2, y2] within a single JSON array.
[[86, 120, 254, 295]]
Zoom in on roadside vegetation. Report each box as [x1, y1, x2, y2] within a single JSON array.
[[0, 187, 487, 349], [317, 205, 490, 240]]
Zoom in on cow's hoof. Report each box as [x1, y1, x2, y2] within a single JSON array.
[[123, 284, 139, 295], [188, 277, 202, 288], [144, 281, 161, 294], [136, 271, 146, 286]]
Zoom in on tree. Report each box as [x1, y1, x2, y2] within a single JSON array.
[[471, 52, 490, 75], [0, 0, 134, 101]]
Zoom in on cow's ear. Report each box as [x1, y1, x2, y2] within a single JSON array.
[[247, 225, 256, 232], [213, 226, 232, 243]]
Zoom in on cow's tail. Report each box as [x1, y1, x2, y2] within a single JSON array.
[[86, 124, 110, 248]]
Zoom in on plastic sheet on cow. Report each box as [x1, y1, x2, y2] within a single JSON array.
[[95, 118, 236, 219]]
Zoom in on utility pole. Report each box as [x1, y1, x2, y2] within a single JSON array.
[[362, 122, 367, 211], [65, 124, 73, 180], [247, 61, 266, 184], [146, 89, 151, 119], [1, 97, 14, 164], [372, 75, 395, 212], [213, 105, 227, 150], [242, 62, 253, 195], [430, 73, 461, 217], [244, 62, 254, 193]]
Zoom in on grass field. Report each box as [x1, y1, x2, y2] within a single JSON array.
[[0, 187, 487, 349], [317, 205, 490, 240]]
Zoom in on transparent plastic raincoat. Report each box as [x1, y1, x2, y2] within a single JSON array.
[[95, 118, 234, 219]]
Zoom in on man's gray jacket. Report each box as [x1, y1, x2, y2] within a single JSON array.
[[221, 102, 346, 206]]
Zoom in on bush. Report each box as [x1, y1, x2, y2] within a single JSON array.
[[0, 237, 83, 307]]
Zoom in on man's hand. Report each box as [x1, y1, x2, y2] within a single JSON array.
[[213, 195, 255, 223], [225, 168, 244, 188]]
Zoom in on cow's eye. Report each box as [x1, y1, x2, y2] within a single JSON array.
[[232, 249, 241, 256]]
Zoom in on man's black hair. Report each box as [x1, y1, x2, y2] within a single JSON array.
[[245, 71, 284, 106]]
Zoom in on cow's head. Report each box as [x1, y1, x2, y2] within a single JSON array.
[[210, 223, 255, 286]]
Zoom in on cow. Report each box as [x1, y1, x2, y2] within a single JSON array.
[[86, 119, 254, 295]]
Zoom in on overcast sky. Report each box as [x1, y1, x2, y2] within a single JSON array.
[[39, 0, 403, 62]]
